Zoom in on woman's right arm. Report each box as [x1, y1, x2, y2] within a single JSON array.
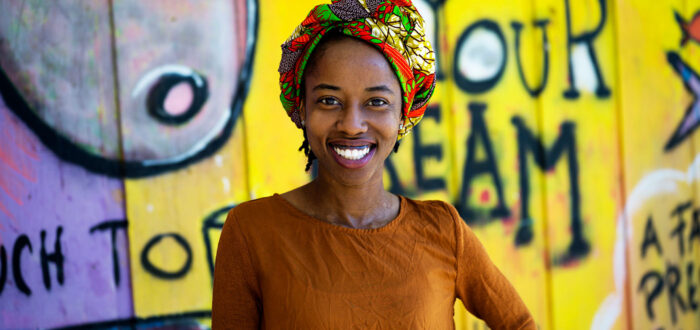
[[212, 210, 261, 329]]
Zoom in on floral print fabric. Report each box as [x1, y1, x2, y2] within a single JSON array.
[[279, 0, 436, 140]]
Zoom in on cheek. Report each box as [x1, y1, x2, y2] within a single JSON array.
[[370, 113, 401, 145], [305, 114, 332, 150]]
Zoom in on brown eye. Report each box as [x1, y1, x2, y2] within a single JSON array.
[[367, 98, 388, 107], [318, 97, 340, 106]]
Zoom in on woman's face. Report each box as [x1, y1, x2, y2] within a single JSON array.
[[302, 37, 402, 186]]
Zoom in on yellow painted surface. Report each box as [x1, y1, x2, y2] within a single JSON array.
[[442, 0, 551, 328], [113, 0, 700, 328], [126, 121, 249, 318], [244, 0, 321, 198], [616, 0, 699, 328], [535, 0, 624, 328]]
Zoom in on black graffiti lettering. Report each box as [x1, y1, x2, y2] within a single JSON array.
[[688, 263, 698, 311], [511, 19, 551, 97], [40, 226, 64, 290], [641, 215, 663, 258], [413, 105, 445, 191], [202, 206, 235, 279], [690, 208, 700, 253], [385, 156, 405, 195], [0, 246, 6, 295], [666, 263, 687, 324], [141, 233, 192, 280], [457, 102, 509, 223], [638, 270, 664, 321], [670, 201, 692, 257], [90, 220, 128, 286], [563, 0, 611, 99], [511, 116, 589, 261], [419, 0, 446, 80], [12, 235, 32, 296], [671, 219, 687, 257], [453, 20, 507, 94]]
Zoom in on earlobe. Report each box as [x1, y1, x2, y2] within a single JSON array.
[[298, 101, 306, 127]]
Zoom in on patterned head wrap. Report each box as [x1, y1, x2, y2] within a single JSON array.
[[279, 0, 436, 140]]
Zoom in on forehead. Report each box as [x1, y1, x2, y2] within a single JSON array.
[[304, 37, 400, 89]]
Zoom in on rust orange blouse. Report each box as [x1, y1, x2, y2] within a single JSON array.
[[212, 194, 535, 329]]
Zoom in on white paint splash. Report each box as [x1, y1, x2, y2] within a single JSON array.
[[222, 177, 231, 193], [457, 28, 505, 81], [591, 153, 700, 329], [572, 44, 597, 94]]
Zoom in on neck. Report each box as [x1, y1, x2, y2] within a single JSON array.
[[303, 167, 398, 229]]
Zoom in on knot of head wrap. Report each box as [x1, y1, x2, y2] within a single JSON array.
[[278, 0, 436, 140]]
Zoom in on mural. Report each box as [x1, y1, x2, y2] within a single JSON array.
[[0, 0, 698, 328]]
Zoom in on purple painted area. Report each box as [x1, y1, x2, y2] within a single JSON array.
[[0, 95, 134, 328]]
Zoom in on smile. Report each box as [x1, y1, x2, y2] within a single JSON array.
[[333, 145, 370, 160], [328, 142, 376, 169]]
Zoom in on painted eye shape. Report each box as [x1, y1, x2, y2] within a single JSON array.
[[146, 71, 209, 125]]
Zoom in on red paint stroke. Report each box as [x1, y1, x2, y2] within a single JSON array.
[[3, 110, 39, 160], [0, 146, 36, 183], [4, 127, 39, 161], [479, 189, 490, 203], [0, 112, 37, 182], [0, 106, 39, 223], [559, 258, 580, 269], [0, 171, 24, 206], [0, 201, 13, 222]]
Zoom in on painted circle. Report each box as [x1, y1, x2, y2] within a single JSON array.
[[453, 19, 507, 94], [140, 233, 192, 279], [147, 72, 209, 125]]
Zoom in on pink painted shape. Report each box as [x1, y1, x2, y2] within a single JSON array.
[[163, 82, 194, 116]]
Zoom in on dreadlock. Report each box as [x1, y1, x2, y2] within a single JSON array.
[[299, 127, 317, 172]]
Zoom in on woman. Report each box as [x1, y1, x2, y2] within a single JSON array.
[[212, 1, 535, 328]]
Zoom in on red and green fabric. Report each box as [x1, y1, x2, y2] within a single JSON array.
[[278, 0, 436, 140]]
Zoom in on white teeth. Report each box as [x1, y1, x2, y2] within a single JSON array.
[[333, 146, 370, 160]]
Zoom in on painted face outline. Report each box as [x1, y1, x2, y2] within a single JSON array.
[[301, 36, 402, 186], [0, 0, 258, 178]]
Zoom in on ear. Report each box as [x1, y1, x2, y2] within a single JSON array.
[[299, 101, 306, 122]]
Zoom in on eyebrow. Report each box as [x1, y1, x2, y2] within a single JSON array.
[[312, 83, 340, 91], [365, 85, 394, 94], [311, 83, 395, 94]]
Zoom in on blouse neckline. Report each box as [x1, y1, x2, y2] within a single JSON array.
[[272, 193, 407, 234]]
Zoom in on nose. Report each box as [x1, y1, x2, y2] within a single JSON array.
[[337, 102, 367, 136]]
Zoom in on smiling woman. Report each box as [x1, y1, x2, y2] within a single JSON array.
[[212, 0, 535, 329], [303, 34, 401, 184]]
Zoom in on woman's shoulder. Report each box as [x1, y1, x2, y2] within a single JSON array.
[[402, 196, 459, 216], [230, 194, 279, 213], [400, 196, 463, 229], [226, 194, 287, 226]]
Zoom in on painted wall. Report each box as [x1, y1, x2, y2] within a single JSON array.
[[0, 0, 698, 328]]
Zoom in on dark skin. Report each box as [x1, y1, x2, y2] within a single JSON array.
[[281, 37, 402, 229]]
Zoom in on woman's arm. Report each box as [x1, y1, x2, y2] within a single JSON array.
[[446, 204, 536, 330], [212, 210, 261, 329]]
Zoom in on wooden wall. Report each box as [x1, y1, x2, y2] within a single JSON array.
[[0, 0, 698, 328]]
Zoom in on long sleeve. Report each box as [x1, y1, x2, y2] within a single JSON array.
[[447, 204, 536, 330], [212, 209, 261, 329]]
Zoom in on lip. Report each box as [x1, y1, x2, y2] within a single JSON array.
[[327, 139, 376, 169]]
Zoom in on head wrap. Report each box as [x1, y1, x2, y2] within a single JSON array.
[[279, 0, 436, 140]]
